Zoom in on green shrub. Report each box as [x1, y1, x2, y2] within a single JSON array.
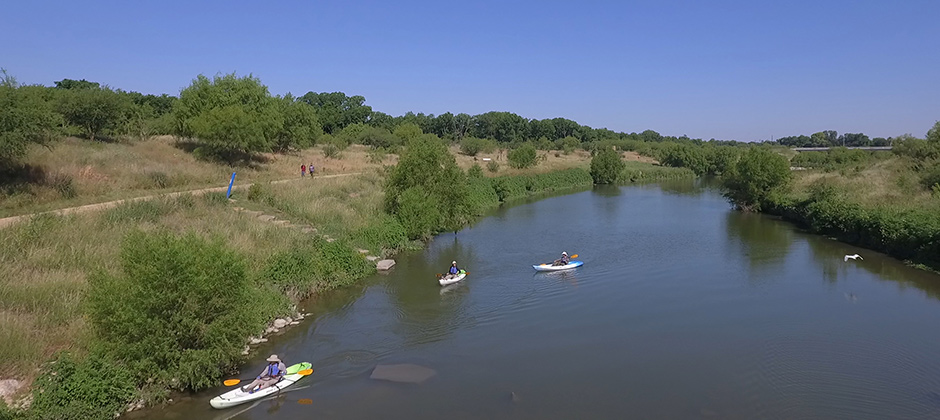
[[722, 148, 791, 211], [507, 143, 537, 169], [486, 160, 499, 173], [47, 172, 76, 199], [29, 352, 136, 420], [459, 137, 496, 156], [660, 144, 709, 175], [147, 171, 170, 188], [246, 183, 269, 202], [395, 187, 442, 240], [351, 215, 411, 254], [322, 143, 341, 159], [86, 230, 255, 391], [468, 164, 484, 179], [385, 134, 470, 238], [919, 163, 940, 190], [590, 148, 624, 184], [202, 191, 228, 206]]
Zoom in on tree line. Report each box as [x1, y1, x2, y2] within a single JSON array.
[[2, 69, 761, 169]]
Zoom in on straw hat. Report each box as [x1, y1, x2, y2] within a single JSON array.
[[266, 354, 281, 363]]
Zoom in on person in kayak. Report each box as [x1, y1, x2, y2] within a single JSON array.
[[444, 261, 461, 279], [242, 354, 287, 393], [552, 252, 570, 266]]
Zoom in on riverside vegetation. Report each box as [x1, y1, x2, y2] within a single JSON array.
[[0, 70, 693, 419], [636, 124, 940, 272]]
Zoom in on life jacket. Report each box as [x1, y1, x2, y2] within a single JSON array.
[[267, 364, 280, 377], [449, 266, 459, 274]]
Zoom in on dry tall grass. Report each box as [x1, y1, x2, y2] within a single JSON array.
[[789, 157, 938, 209], [1, 136, 388, 217], [0, 192, 318, 383]]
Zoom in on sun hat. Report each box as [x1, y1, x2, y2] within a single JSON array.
[[266, 354, 280, 363]]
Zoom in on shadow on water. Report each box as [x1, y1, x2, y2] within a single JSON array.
[[724, 211, 793, 281]]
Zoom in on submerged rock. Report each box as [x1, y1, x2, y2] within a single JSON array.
[[376, 259, 396, 271], [370, 364, 436, 384]]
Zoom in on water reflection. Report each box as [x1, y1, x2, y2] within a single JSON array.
[[724, 211, 793, 280], [384, 236, 474, 347], [534, 269, 581, 287], [804, 233, 940, 301]]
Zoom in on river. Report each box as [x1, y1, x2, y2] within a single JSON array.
[[133, 180, 940, 420]]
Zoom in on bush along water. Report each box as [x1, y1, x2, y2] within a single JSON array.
[[9, 227, 377, 420], [764, 184, 940, 271]]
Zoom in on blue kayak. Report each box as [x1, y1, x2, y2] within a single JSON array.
[[533, 260, 583, 272]]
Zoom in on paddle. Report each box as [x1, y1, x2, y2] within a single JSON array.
[[539, 254, 578, 266], [223, 368, 314, 386]]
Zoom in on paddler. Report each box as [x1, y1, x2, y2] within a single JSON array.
[[445, 261, 460, 279], [552, 252, 569, 266], [242, 354, 287, 393]]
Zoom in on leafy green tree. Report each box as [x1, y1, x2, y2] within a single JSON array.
[[87, 230, 255, 390], [0, 70, 61, 168], [722, 148, 791, 211], [173, 73, 282, 160], [927, 121, 940, 144], [507, 143, 538, 169], [590, 147, 624, 184], [273, 94, 321, 151], [660, 144, 709, 175], [54, 78, 101, 90], [299, 91, 373, 134], [384, 134, 469, 239], [393, 122, 423, 142], [57, 86, 131, 141], [557, 136, 581, 154]]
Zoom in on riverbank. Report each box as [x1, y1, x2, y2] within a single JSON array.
[[763, 158, 940, 271], [0, 143, 686, 419]]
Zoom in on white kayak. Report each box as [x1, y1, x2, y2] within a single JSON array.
[[210, 362, 312, 409], [439, 271, 467, 286], [533, 260, 583, 272]]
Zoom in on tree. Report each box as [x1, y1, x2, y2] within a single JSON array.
[[507, 143, 538, 169], [273, 94, 321, 151], [590, 147, 624, 184], [299, 91, 372, 134], [57, 86, 131, 141], [172, 73, 282, 160], [54, 78, 100, 90], [722, 148, 791, 211], [0, 70, 61, 168], [927, 121, 940, 144], [393, 122, 423, 143], [384, 134, 469, 239]]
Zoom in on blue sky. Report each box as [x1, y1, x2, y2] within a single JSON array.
[[2, 0, 938, 141]]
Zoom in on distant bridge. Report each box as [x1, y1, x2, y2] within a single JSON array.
[[792, 146, 892, 152]]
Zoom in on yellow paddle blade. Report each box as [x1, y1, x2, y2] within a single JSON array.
[[223, 379, 241, 386], [298, 398, 313, 405], [570, 254, 578, 259], [298, 368, 314, 376]]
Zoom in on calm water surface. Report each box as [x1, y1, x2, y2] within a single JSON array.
[[135, 180, 940, 420]]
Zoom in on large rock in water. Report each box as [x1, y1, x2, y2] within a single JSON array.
[[370, 364, 436, 384], [376, 259, 396, 271]]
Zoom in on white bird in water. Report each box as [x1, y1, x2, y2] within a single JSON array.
[[844, 254, 863, 262]]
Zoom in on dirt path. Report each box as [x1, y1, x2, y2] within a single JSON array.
[[0, 173, 362, 230]]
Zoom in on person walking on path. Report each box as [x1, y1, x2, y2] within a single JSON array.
[[300, 164, 306, 177]]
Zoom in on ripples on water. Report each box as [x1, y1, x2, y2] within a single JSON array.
[[135, 182, 940, 420]]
